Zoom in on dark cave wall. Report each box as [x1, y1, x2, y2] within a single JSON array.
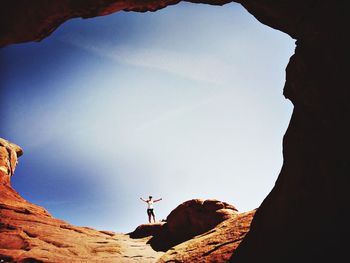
[[1, 1, 349, 262], [231, 2, 350, 262], [236, 0, 349, 256]]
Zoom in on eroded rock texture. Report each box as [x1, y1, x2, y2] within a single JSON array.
[[0, 138, 164, 262], [130, 204, 254, 263], [128, 203, 254, 263], [1, 138, 251, 262], [1, 1, 349, 262], [0, 138, 23, 185], [130, 199, 238, 251], [157, 210, 255, 263]]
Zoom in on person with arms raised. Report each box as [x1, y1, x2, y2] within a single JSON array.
[[140, 196, 162, 223]]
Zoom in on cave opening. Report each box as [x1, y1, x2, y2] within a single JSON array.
[[0, 2, 295, 232]]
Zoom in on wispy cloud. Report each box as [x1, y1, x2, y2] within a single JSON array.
[[61, 35, 234, 86], [133, 92, 229, 132]]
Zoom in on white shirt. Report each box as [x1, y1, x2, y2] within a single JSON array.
[[147, 200, 154, 209]]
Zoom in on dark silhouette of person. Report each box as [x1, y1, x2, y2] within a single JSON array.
[[140, 196, 162, 223]]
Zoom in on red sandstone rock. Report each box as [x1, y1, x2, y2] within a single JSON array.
[[130, 198, 239, 252], [2, 2, 350, 261], [0, 0, 318, 48], [0, 138, 163, 262], [129, 203, 254, 263], [165, 199, 237, 237], [158, 210, 255, 263], [1, 138, 253, 262], [0, 139, 23, 185], [0, 0, 230, 47]]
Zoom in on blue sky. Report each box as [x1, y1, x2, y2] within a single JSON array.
[[0, 2, 295, 233]]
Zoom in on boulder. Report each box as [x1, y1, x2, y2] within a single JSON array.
[[130, 198, 239, 251], [165, 199, 238, 238], [158, 210, 255, 263]]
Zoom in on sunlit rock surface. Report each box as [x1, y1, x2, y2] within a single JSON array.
[[0, 138, 163, 263], [0, 138, 23, 185], [130, 199, 238, 251], [157, 210, 255, 263], [129, 200, 254, 263], [1, 138, 253, 262]]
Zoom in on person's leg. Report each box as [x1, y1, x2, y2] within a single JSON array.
[[147, 209, 152, 223], [151, 210, 156, 223]]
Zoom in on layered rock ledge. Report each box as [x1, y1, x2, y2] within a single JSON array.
[[0, 138, 164, 263]]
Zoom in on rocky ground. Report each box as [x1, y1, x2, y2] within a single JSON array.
[[1, 138, 254, 262], [0, 176, 163, 262]]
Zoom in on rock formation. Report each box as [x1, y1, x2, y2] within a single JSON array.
[[0, 138, 164, 262], [129, 200, 254, 262], [157, 210, 255, 263], [0, 138, 23, 185], [1, 138, 254, 262], [1, 1, 349, 262], [130, 199, 238, 251], [0, 0, 231, 48]]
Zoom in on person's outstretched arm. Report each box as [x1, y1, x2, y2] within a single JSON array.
[[140, 197, 147, 202], [154, 198, 162, 202]]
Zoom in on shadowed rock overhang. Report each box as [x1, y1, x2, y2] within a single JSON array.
[[1, 1, 349, 262], [1, 0, 319, 47]]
